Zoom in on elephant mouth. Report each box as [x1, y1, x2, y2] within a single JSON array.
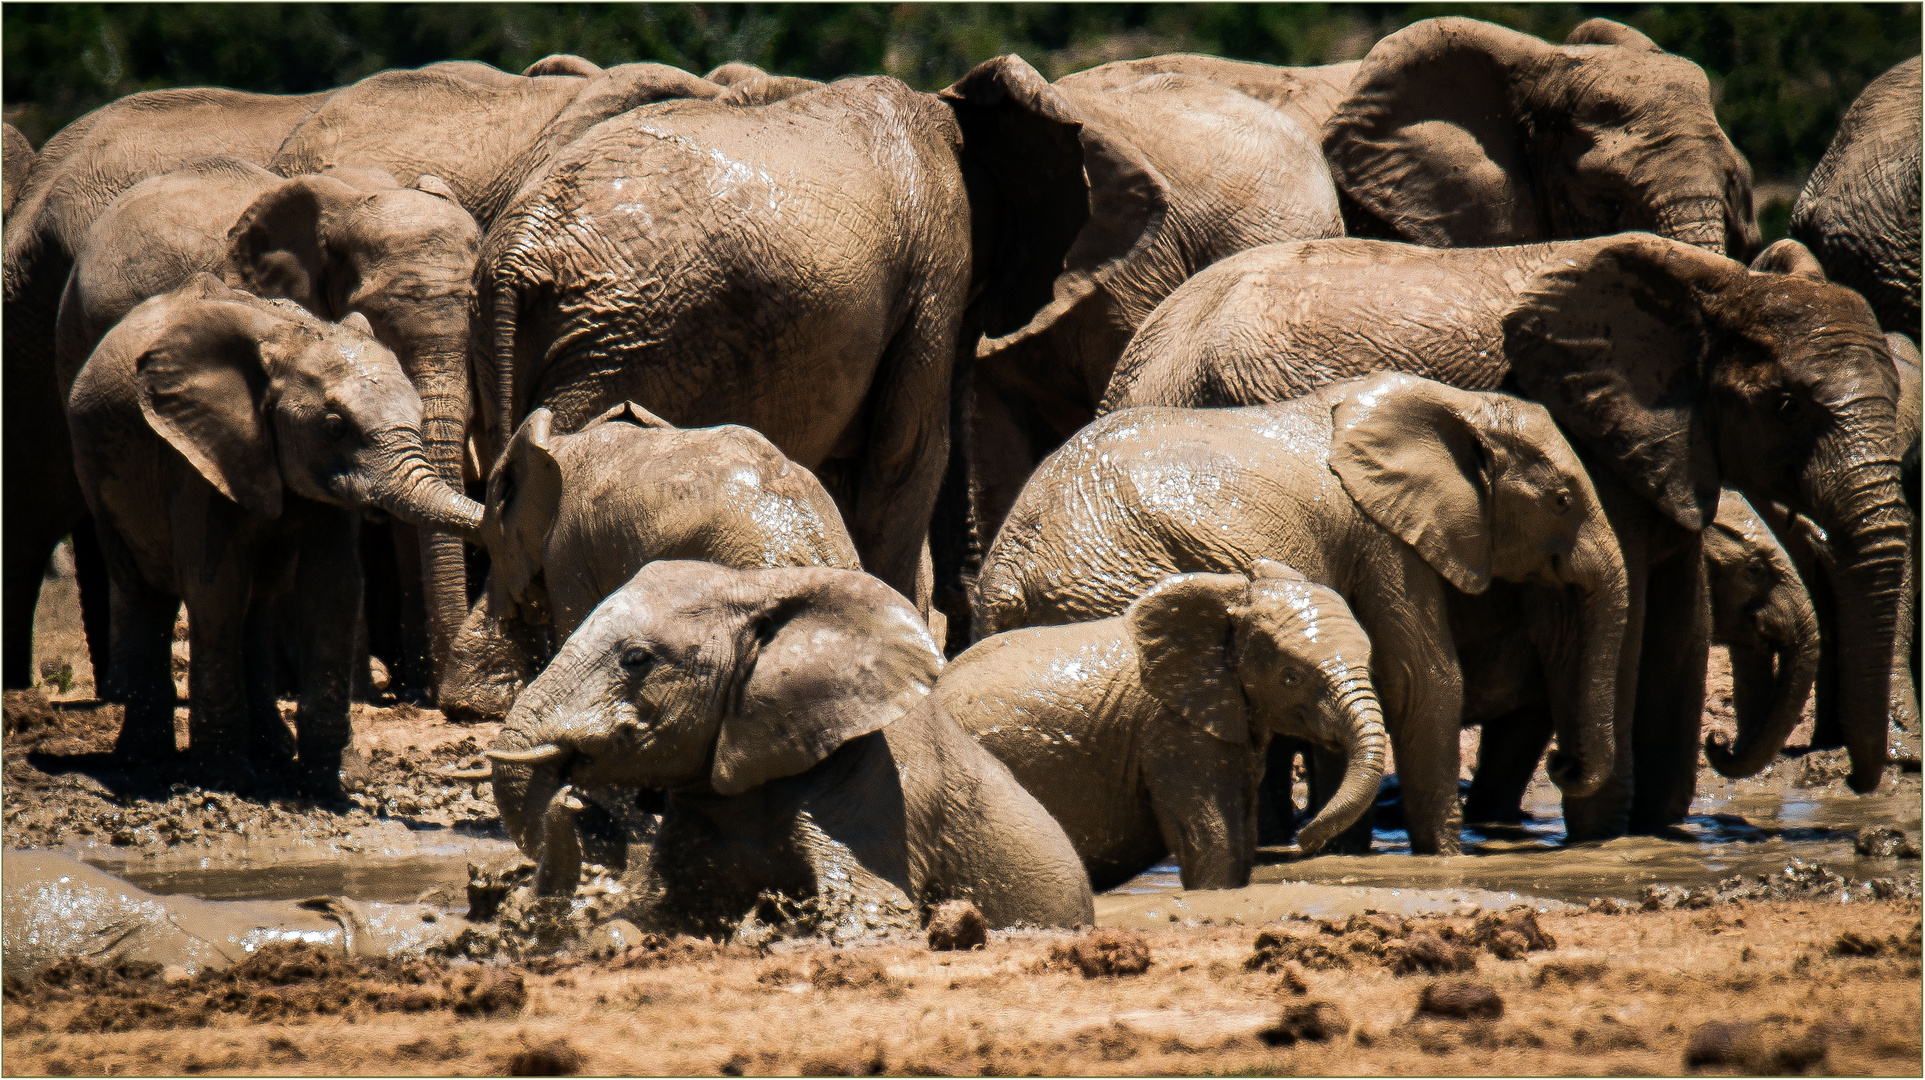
[[1546, 750, 1584, 790]]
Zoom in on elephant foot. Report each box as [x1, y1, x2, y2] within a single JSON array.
[[112, 726, 178, 763], [251, 715, 298, 767]]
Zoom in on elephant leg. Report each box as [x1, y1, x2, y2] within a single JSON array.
[[182, 591, 252, 777], [1358, 551, 1464, 855], [70, 518, 115, 699], [1255, 738, 1308, 846], [386, 521, 432, 696], [964, 381, 1041, 594], [1889, 519, 1919, 749], [1560, 473, 1651, 842], [290, 513, 362, 797], [106, 575, 180, 761], [842, 297, 956, 617], [1629, 533, 1712, 833], [2, 267, 78, 690], [1463, 708, 1555, 825], [241, 593, 294, 767]]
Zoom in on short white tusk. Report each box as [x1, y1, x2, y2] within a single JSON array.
[[484, 743, 569, 766]]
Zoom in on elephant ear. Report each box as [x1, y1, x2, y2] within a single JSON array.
[[1887, 334, 1921, 457], [134, 275, 298, 518], [1126, 572, 1253, 746], [522, 54, 602, 78], [484, 408, 563, 617], [712, 570, 941, 796], [1564, 18, 1663, 51], [1504, 233, 1741, 531], [1750, 238, 1827, 281], [940, 55, 1169, 364], [1330, 373, 1499, 595], [410, 173, 460, 202], [1323, 17, 1548, 246], [226, 174, 362, 318], [586, 399, 677, 431]]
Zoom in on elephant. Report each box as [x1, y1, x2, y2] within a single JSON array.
[[3, 122, 33, 218], [64, 274, 483, 791], [942, 563, 1387, 890], [977, 372, 1629, 855], [486, 561, 1094, 940], [1056, 53, 1360, 139], [1098, 231, 1907, 828], [441, 400, 860, 722], [2, 851, 460, 976], [4, 82, 334, 692], [1702, 489, 1822, 779], [937, 55, 1344, 618], [477, 76, 967, 625], [1790, 55, 1922, 340], [49, 156, 485, 693]]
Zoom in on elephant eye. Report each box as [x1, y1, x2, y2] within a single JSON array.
[[1775, 392, 1800, 417], [1552, 490, 1573, 514], [324, 411, 346, 440], [620, 646, 653, 676]]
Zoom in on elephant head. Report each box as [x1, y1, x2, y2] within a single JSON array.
[[1505, 232, 1906, 791], [1324, 16, 1757, 259], [1329, 372, 1629, 798], [132, 274, 483, 536], [487, 562, 941, 888], [1126, 563, 1388, 853], [226, 170, 483, 679], [3, 122, 32, 219], [1703, 490, 1821, 778]]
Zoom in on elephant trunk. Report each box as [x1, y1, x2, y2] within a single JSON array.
[[1650, 194, 1729, 256], [1809, 458, 1909, 792], [1293, 672, 1387, 853], [409, 346, 472, 691], [367, 433, 485, 541], [488, 682, 574, 859], [1705, 583, 1822, 779], [1547, 518, 1629, 797]]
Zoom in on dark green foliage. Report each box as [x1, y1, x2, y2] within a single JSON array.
[[4, 3, 1920, 186]]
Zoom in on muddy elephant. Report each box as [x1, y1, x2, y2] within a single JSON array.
[[937, 55, 1344, 594], [479, 76, 968, 622], [65, 275, 483, 792], [1101, 231, 1907, 829], [3, 123, 34, 218], [487, 561, 1093, 939], [48, 156, 485, 693], [944, 564, 1387, 890], [1790, 55, 1922, 340], [978, 373, 1628, 855], [441, 401, 860, 721]]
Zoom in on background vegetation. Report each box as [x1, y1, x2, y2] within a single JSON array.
[[6, 3, 1920, 232]]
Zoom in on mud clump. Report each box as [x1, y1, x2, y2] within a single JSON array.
[[1245, 927, 1351, 972], [1416, 979, 1504, 1020], [809, 953, 891, 990], [505, 1036, 584, 1076], [1258, 1001, 1350, 1046], [1683, 1020, 1827, 1074], [1533, 959, 1609, 986], [1271, 960, 1310, 995], [1245, 909, 1549, 978], [1855, 826, 1920, 858], [1049, 928, 1152, 978], [926, 899, 987, 951], [1386, 931, 1479, 976]]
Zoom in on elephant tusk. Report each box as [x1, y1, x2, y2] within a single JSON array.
[[433, 766, 494, 781], [485, 743, 569, 766]]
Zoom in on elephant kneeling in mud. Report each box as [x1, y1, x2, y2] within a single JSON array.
[[442, 402, 860, 721], [941, 565, 1386, 891], [487, 562, 1094, 940], [65, 275, 483, 792]]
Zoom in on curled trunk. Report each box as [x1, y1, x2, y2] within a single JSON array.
[[1293, 673, 1387, 853], [1705, 588, 1821, 778], [364, 430, 484, 541]]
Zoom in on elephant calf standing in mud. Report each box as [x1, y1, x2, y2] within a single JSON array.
[[65, 276, 483, 792], [942, 565, 1386, 891], [978, 373, 1627, 855], [488, 562, 1094, 940], [442, 401, 861, 721]]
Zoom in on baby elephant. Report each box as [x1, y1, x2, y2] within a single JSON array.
[[442, 402, 859, 720], [487, 562, 1094, 940], [942, 564, 1387, 891], [66, 275, 483, 790]]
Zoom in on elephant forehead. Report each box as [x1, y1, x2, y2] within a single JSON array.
[[1243, 581, 1371, 659]]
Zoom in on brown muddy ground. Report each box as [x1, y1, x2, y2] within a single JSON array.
[[6, 545, 1923, 1075]]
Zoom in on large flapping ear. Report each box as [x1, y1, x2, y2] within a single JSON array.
[[485, 408, 563, 615], [523, 54, 603, 78], [586, 399, 676, 431], [1330, 373, 1499, 594], [1323, 17, 1547, 246], [1564, 17, 1663, 51], [1750, 238, 1827, 281], [940, 55, 1170, 364], [1504, 233, 1740, 531], [226, 174, 364, 318], [1887, 333, 1921, 458], [712, 569, 941, 796], [1126, 572, 1253, 745], [133, 275, 302, 518]]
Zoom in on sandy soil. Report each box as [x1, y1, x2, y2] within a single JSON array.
[[7, 545, 1922, 1075]]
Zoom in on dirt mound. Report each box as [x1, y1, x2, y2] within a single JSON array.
[[1244, 908, 1556, 977], [925, 899, 986, 951], [1045, 928, 1152, 977], [1259, 1001, 1351, 1046]]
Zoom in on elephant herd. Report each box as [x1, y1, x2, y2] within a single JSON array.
[[4, 18, 1919, 935]]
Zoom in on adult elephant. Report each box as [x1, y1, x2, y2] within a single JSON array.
[[52, 157, 483, 692], [3, 123, 34, 218], [937, 56, 1343, 617], [977, 373, 1628, 856], [1101, 232, 1906, 830], [3, 83, 334, 691], [1790, 55, 1922, 340], [478, 76, 967, 624]]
